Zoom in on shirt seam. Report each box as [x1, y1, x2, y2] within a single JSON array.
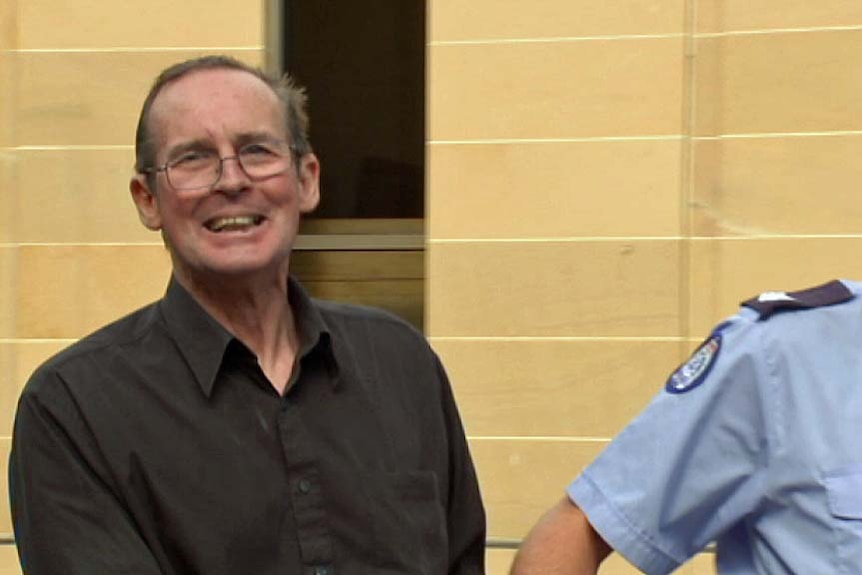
[[575, 472, 683, 572], [38, 307, 162, 376]]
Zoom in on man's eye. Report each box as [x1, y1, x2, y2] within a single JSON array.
[[172, 151, 213, 168], [242, 144, 276, 156]]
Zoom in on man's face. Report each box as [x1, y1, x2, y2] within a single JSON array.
[[130, 68, 319, 285]]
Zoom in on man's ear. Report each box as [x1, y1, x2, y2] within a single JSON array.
[[130, 175, 163, 231], [296, 153, 321, 214]]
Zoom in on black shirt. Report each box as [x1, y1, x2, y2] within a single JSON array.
[[10, 277, 486, 574]]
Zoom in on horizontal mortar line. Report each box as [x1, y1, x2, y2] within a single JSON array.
[[9, 144, 134, 151], [9, 46, 263, 54], [0, 338, 78, 344], [429, 236, 680, 243], [428, 234, 862, 243], [430, 33, 683, 46], [1, 25, 857, 52], [0, 242, 164, 248], [468, 435, 611, 443], [429, 135, 684, 145], [429, 24, 862, 46], [697, 24, 862, 38], [429, 131, 862, 146], [695, 234, 862, 240], [4, 235, 861, 249], [429, 336, 693, 342], [696, 130, 862, 140]]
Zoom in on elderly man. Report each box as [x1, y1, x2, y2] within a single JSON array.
[[10, 55, 485, 575], [511, 280, 862, 574]]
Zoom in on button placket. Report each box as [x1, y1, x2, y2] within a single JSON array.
[[278, 399, 334, 567]]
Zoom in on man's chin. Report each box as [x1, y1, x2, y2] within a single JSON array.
[[174, 255, 291, 284]]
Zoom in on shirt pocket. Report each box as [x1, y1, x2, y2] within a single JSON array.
[[825, 467, 862, 568], [365, 470, 447, 574]]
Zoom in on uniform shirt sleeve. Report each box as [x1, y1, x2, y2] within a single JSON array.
[[434, 354, 487, 575], [9, 368, 164, 575], [568, 313, 772, 574]]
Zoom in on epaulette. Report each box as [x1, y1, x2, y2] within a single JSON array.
[[741, 280, 854, 320]]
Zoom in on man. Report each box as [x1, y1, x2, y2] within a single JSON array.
[[511, 280, 862, 574], [10, 55, 485, 574]]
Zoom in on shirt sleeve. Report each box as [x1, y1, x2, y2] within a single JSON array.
[[434, 355, 487, 575], [568, 317, 772, 574], [9, 369, 164, 575]]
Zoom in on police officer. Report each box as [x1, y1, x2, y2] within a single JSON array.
[[511, 280, 862, 574]]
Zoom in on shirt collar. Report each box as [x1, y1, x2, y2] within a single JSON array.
[[159, 276, 338, 398], [287, 277, 341, 389]]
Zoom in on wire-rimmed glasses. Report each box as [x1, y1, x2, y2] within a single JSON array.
[[142, 140, 296, 191]]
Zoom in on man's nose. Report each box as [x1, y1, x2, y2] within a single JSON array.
[[214, 156, 250, 193]]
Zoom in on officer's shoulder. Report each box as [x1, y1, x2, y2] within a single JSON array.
[[665, 280, 858, 394], [739, 279, 858, 321]]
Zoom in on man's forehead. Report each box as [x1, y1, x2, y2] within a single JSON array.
[[148, 68, 284, 142], [162, 65, 270, 94]]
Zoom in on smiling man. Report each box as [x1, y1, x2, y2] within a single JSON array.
[[9, 56, 485, 575]]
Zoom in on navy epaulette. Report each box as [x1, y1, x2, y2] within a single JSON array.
[[741, 280, 854, 320]]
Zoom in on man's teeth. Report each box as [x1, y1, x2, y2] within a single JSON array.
[[207, 216, 262, 232]]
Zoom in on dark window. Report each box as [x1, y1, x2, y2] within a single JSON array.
[[281, 0, 425, 222], [269, 1, 426, 330]]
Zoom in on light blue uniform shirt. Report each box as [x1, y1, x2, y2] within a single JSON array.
[[569, 280, 862, 574]]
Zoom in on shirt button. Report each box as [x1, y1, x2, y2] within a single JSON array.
[[298, 479, 312, 494]]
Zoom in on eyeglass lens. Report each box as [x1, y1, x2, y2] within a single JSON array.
[[166, 144, 292, 191]]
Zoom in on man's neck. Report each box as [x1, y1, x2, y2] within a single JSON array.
[[175, 269, 300, 395]]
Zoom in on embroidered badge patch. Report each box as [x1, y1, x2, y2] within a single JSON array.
[[666, 335, 722, 394]]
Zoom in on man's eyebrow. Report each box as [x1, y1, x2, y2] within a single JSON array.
[[163, 132, 283, 160], [235, 131, 283, 146], [164, 139, 214, 160]]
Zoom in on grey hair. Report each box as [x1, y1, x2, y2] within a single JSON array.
[[134, 55, 311, 180]]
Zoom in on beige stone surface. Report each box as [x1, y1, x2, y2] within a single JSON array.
[[486, 548, 516, 575], [434, 338, 681, 437], [14, 149, 154, 243], [0, 439, 10, 536], [0, 545, 21, 575], [430, 0, 684, 42], [0, 4, 18, 240], [0, 248, 15, 339], [470, 438, 606, 538], [15, 49, 263, 146], [19, 0, 263, 49], [15, 245, 171, 339], [697, 0, 862, 33], [691, 135, 862, 237], [428, 37, 684, 141], [694, 31, 862, 136], [0, 0, 17, 51], [601, 552, 717, 574], [688, 237, 862, 335], [426, 240, 681, 338], [487, 549, 716, 575], [0, 346, 17, 437], [428, 139, 682, 239], [0, 55, 16, 149], [0, 150, 15, 243]]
